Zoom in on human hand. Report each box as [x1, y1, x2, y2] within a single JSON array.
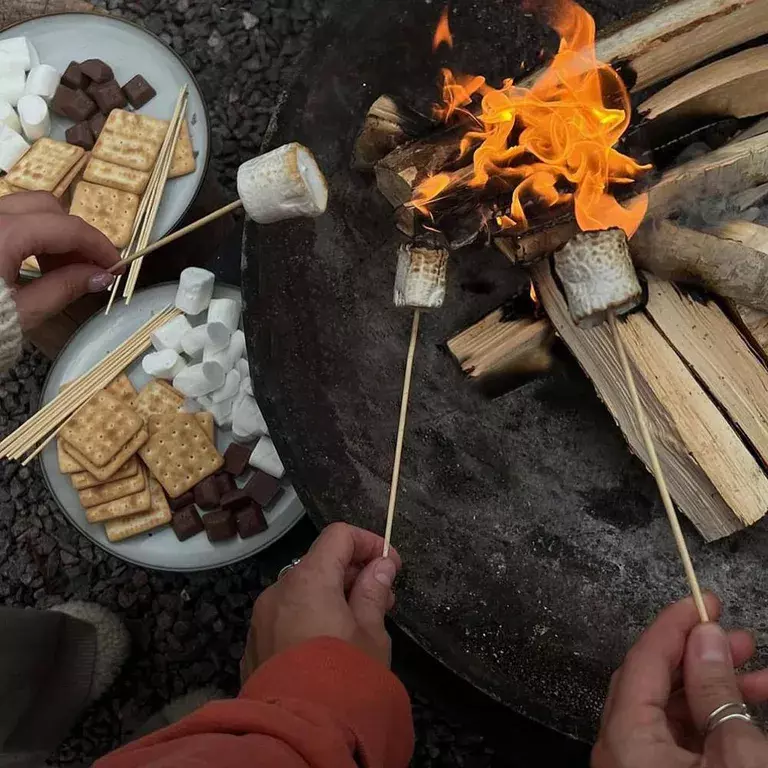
[[593, 593, 768, 768], [0, 192, 121, 330], [242, 523, 402, 679]]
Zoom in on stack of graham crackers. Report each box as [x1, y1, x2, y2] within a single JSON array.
[[57, 374, 222, 542]]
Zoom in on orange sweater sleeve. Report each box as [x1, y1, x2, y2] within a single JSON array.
[[94, 637, 414, 768]]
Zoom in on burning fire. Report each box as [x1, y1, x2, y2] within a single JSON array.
[[412, 0, 650, 237], [432, 7, 453, 52]]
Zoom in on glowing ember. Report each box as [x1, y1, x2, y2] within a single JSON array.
[[432, 6, 453, 52], [412, 0, 651, 238]]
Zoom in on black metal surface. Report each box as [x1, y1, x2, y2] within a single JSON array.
[[241, 0, 768, 740]]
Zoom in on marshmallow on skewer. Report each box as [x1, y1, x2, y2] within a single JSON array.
[[0, 38, 31, 71], [205, 321, 231, 352], [173, 361, 225, 397], [0, 69, 26, 107], [25, 65, 59, 101], [553, 228, 642, 328], [17, 95, 50, 141], [0, 124, 29, 173], [233, 395, 268, 442], [142, 349, 186, 380], [394, 242, 448, 309], [208, 397, 235, 428], [212, 368, 241, 403], [175, 267, 215, 315], [237, 142, 328, 224], [248, 435, 285, 479], [204, 329, 245, 373], [0, 101, 20, 134], [207, 298, 241, 332], [150, 314, 193, 353]]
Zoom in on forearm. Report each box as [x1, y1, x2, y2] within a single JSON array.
[[95, 637, 414, 768], [0, 279, 22, 374]]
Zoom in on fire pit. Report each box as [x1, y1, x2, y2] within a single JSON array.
[[243, 0, 768, 740]]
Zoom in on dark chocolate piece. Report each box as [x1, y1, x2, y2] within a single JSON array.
[[87, 79, 127, 114], [89, 112, 107, 138], [223, 442, 251, 476], [52, 85, 98, 122], [203, 509, 237, 542], [220, 489, 251, 512], [244, 470, 281, 507], [65, 121, 94, 151], [80, 59, 113, 84], [215, 472, 237, 496], [172, 505, 204, 542], [122, 75, 157, 109], [194, 476, 220, 510], [235, 502, 267, 539], [61, 61, 87, 90], [169, 490, 195, 512]]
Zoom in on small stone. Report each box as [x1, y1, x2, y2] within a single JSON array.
[[208, 30, 223, 49], [60, 550, 79, 566], [196, 602, 218, 625], [243, 11, 258, 29], [132, 570, 149, 589], [157, 610, 174, 631], [118, 591, 137, 609]]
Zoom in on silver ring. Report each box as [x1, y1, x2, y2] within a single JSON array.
[[277, 558, 302, 580], [705, 702, 754, 735]]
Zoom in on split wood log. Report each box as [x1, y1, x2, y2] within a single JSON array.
[[638, 45, 768, 123], [446, 310, 554, 395], [643, 273, 768, 468], [532, 260, 768, 541], [736, 115, 768, 143], [352, 95, 434, 171], [631, 219, 768, 311]]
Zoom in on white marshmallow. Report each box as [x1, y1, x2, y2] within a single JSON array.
[[212, 368, 241, 403], [236, 357, 250, 379], [237, 142, 328, 224], [240, 375, 254, 397], [0, 100, 20, 133], [175, 268, 215, 315], [150, 314, 193, 353], [0, 124, 28, 172], [197, 394, 214, 410], [180, 324, 208, 358], [172, 361, 225, 397], [0, 38, 31, 71], [203, 329, 245, 373], [24, 65, 59, 101], [207, 298, 241, 332], [27, 41, 39, 70], [17, 94, 49, 141], [180, 397, 203, 413], [0, 68, 26, 107], [232, 394, 268, 442], [205, 321, 231, 352], [248, 435, 285, 478], [142, 349, 186, 380], [208, 397, 234, 428]]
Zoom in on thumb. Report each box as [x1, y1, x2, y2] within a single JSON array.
[[347, 557, 397, 633], [14, 265, 115, 330], [684, 622, 742, 731]]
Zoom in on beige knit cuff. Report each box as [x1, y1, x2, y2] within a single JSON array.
[[0, 278, 22, 376]]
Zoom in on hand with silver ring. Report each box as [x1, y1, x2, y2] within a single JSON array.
[[593, 592, 768, 768], [241, 523, 402, 682]]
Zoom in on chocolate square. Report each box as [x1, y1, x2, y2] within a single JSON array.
[[80, 59, 114, 84], [65, 121, 94, 151], [203, 510, 237, 542], [215, 472, 237, 496], [61, 61, 87, 90], [87, 79, 127, 114], [88, 112, 107, 138], [169, 490, 195, 512], [244, 470, 281, 507], [122, 75, 157, 109], [52, 85, 98, 122], [221, 489, 251, 512], [235, 503, 268, 539], [194, 476, 220, 510], [223, 442, 251, 476], [172, 505, 204, 542]]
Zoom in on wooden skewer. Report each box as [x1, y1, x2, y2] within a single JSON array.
[[608, 312, 709, 622], [382, 309, 421, 559]]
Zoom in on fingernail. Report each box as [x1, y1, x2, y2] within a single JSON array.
[[374, 558, 397, 588], [88, 272, 115, 292], [692, 622, 731, 664]]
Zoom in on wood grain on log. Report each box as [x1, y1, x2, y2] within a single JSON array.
[[1, 0, 93, 28]]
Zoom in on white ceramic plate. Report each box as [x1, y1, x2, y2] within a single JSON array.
[[40, 283, 305, 572], [0, 13, 210, 243]]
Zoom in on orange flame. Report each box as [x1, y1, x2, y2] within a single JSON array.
[[414, 0, 650, 238], [432, 7, 453, 52]]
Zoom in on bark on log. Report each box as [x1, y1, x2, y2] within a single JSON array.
[[1, 0, 93, 27]]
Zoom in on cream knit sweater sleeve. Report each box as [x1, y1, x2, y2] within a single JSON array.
[[0, 278, 22, 375]]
